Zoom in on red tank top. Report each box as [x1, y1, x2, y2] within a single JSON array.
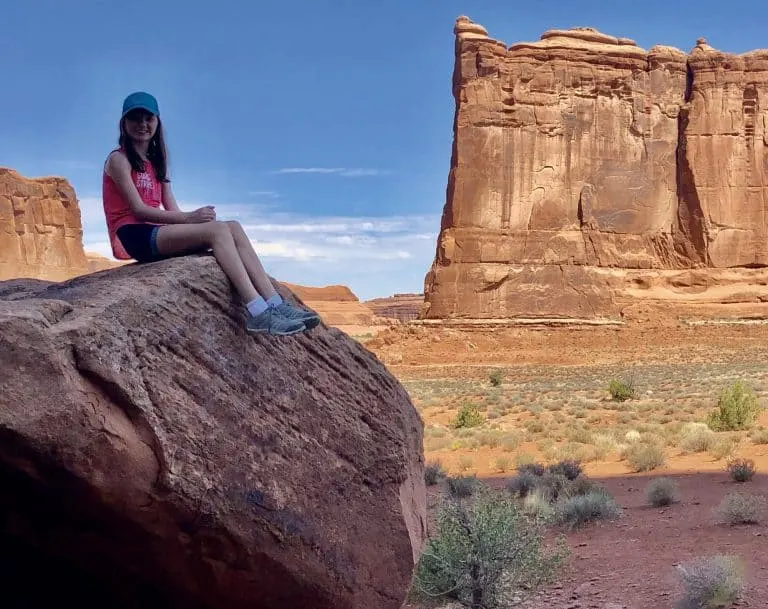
[[102, 149, 164, 259]]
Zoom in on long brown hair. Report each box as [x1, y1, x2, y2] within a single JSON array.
[[119, 117, 170, 182]]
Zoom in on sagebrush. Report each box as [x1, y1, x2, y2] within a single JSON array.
[[676, 555, 744, 609], [412, 492, 568, 609]]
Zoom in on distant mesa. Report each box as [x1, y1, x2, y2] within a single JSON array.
[[422, 18, 768, 321]]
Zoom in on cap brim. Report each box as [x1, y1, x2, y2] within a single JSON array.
[[122, 105, 158, 117]]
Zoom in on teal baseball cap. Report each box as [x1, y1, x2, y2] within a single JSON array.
[[122, 91, 159, 117]]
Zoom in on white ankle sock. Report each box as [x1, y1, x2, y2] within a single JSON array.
[[266, 293, 283, 307], [246, 296, 269, 316]]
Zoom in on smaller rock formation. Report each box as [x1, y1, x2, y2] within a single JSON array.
[[0, 256, 426, 609], [0, 168, 92, 281], [365, 293, 424, 322], [283, 282, 392, 330]]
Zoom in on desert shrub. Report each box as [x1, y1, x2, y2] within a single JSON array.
[[547, 459, 583, 481], [412, 492, 568, 609], [458, 455, 474, 472], [452, 402, 484, 429], [566, 426, 593, 444], [425, 461, 446, 486], [624, 429, 642, 443], [447, 475, 480, 499], [707, 380, 761, 432], [499, 432, 522, 452], [476, 430, 504, 449], [608, 377, 635, 401], [750, 427, 768, 444], [535, 472, 570, 503], [506, 472, 539, 498], [555, 488, 622, 530], [494, 456, 512, 473], [562, 475, 600, 499], [524, 419, 545, 434], [625, 443, 665, 472], [709, 437, 737, 461], [714, 492, 765, 525], [680, 425, 717, 454], [675, 555, 744, 609], [727, 458, 756, 483], [646, 477, 679, 507], [517, 461, 546, 477], [522, 488, 556, 522], [488, 368, 503, 387]]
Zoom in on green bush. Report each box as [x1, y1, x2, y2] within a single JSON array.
[[554, 489, 622, 530], [646, 477, 679, 507], [625, 443, 666, 472], [608, 377, 635, 401], [424, 461, 446, 486], [452, 402, 484, 429], [412, 492, 568, 608], [727, 458, 756, 483], [675, 555, 744, 609], [707, 380, 762, 431]]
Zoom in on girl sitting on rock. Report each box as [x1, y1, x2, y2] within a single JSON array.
[[102, 91, 320, 336]]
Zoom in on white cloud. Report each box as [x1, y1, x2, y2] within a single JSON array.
[[77, 196, 439, 299], [272, 167, 388, 177]]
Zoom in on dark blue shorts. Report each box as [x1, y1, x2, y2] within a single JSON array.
[[116, 224, 162, 262]]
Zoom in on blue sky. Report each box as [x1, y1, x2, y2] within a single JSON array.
[[3, 0, 768, 300]]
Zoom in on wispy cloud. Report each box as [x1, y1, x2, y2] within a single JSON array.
[[271, 167, 388, 177], [77, 196, 438, 299], [247, 190, 279, 198]]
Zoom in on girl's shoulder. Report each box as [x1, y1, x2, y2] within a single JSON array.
[[104, 148, 131, 178]]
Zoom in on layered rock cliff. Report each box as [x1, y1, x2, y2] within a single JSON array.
[[423, 18, 768, 319], [0, 168, 94, 280]]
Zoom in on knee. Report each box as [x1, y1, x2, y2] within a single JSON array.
[[207, 221, 233, 245], [226, 220, 247, 242]]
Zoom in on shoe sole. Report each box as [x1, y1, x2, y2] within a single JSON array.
[[302, 315, 321, 330]]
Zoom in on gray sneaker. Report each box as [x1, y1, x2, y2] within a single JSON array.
[[246, 307, 306, 335], [271, 302, 321, 330]]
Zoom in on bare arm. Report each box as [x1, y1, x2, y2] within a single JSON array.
[[105, 152, 189, 224], [161, 181, 181, 212]]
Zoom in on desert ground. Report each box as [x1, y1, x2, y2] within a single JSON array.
[[361, 305, 768, 608]]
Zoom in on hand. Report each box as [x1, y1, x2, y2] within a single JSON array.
[[185, 206, 216, 223]]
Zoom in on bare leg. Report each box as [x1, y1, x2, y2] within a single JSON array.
[[155, 222, 259, 303], [226, 220, 278, 299]]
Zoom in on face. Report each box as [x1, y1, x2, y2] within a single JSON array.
[[122, 109, 158, 143]]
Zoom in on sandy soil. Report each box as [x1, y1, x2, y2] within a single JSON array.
[[360, 311, 768, 608]]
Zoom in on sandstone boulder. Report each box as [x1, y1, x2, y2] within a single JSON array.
[[423, 18, 768, 320], [0, 255, 426, 609]]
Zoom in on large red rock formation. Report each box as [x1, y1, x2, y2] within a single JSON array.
[[0, 256, 426, 609], [423, 18, 768, 319], [0, 168, 92, 281]]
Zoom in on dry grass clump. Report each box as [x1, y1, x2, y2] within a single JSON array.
[[624, 442, 666, 472]]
